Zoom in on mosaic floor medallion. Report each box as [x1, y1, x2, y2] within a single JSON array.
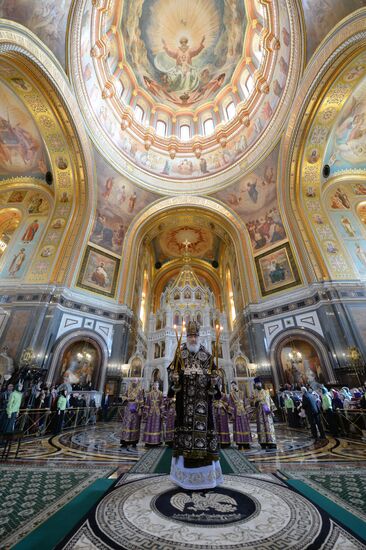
[[60, 474, 364, 549]]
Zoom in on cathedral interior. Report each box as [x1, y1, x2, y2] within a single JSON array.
[[0, 0, 366, 548]]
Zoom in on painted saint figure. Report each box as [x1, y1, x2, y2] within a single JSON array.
[[8, 248, 26, 276], [22, 219, 39, 242], [120, 379, 144, 448], [228, 381, 252, 449], [168, 321, 223, 490], [252, 377, 277, 449], [143, 382, 164, 446]]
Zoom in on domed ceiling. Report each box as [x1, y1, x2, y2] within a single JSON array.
[[70, 0, 303, 193]]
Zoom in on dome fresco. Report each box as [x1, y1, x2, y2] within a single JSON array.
[[70, 0, 303, 193]]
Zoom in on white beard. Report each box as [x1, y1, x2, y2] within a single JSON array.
[[187, 342, 200, 353]]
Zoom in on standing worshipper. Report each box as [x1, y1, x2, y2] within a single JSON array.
[[253, 377, 277, 449], [321, 386, 338, 437], [54, 389, 68, 434], [163, 393, 176, 447], [120, 379, 144, 448], [168, 321, 223, 490], [3, 383, 23, 433], [284, 392, 295, 427], [228, 381, 252, 449], [301, 386, 326, 442], [213, 383, 231, 448], [143, 382, 164, 446]]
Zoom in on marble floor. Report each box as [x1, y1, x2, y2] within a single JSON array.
[[4, 421, 366, 475], [2, 422, 366, 549]]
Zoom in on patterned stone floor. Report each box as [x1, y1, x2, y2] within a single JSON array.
[[3, 422, 366, 476], [2, 422, 366, 549]]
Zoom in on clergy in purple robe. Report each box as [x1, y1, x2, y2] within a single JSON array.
[[120, 379, 144, 448], [213, 391, 231, 447], [143, 382, 164, 445], [163, 394, 176, 447], [229, 381, 252, 449]]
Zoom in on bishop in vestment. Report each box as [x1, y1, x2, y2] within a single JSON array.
[[168, 321, 223, 490]]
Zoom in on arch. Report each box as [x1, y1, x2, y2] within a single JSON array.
[[270, 329, 336, 389], [279, 9, 366, 284], [47, 329, 109, 392], [119, 196, 256, 307], [0, 21, 95, 287]]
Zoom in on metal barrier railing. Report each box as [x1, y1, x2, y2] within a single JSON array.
[[0, 405, 126, 438], [281, 407, 366, 438]]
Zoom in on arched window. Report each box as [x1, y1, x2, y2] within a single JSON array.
[[134, 104, 144, 123], [156, 120, 167, 137], [203, 118, 214, 136], [180, 124, 190, 141], [226, 101, 236, 121]]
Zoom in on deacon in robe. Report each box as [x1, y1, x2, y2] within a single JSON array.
[[143, 382, 164, 446], [213, 384, 231, 448], [168, 321, 223, 490], [163, 393, 176, 447], [120, 379, 144, 448], [228, 381, 252, 449], [252, 377, 277, 449]]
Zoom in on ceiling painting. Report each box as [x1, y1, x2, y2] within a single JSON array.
[[121, 0, 246, 108], [69, 0, 303, 193], [213, 144, 287, 254], [0, 0, 73, 67], [0, 79, 48, 178], [89, 151, 160, 257]]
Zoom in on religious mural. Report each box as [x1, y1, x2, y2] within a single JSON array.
[[0, 191, 49, 281], [89, 152, 159, 256], [213, 145, 287, 253], [77, 245, 120, 298], [58, 340, 100, 389], [121, 0, 246, 108], [156, 226, 215, 260], [300, 50, 366, 281], [255, 242, 301, 296], [0, 0, 73, 67], [302, 0, 366, 62], [72, 0, 299, 190], [0, 80, 47, 178], [325, 76, 366, 172], [280, 340, 325, 386]]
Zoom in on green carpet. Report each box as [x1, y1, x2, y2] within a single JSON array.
[[153, 447, 257, 474], [285, 479, 366, 543], [281, 468, 366, 522], [12, 478, 114, 550], [0, 465, 113, 549]]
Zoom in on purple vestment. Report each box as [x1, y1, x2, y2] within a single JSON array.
[[229, 390, 252, 445], [120, 386, 144, 444], [213, 394, 231, 446], [143, 389, 163, 445], [164, 396, 176, 444]]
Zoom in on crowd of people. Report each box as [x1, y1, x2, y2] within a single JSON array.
[[279, 384, 366, 439], [0, 379, 98, 436]]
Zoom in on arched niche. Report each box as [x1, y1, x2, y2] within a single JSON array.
[[119, 197, 256, 308], [0, 208, 22, 259], [128, 354, 143, 378], [47, 330, 109, 392], [270, 329, 336, 389]]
